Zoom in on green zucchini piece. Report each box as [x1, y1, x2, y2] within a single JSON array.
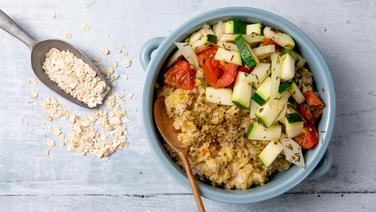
[[206, 34, 217, 43], [258, 140, 284, 167], [206, 87, 234, 106], [249, 100, 260, 119], [247, 122, 282, 141], [224, 19, 247, 34], [281, 53, 296, 81], [235, 35, 259, 68], [278, 81, 292, 93], [246, 23, 262, 35], [232, 72, 252, 109], [253, 45, 276, 59], [214, 47, 242, 65], [289, 82, 305, 104], [283, 116, 304, 138], [286, 113, 303, 123], [263, 27, 295, 49], [256, 91, 291, 127], [248, 63, 270, 88], [251, 77, 271, 106], [252, 93, 266, 106]]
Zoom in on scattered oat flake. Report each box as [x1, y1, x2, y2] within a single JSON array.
[[51, 127, 62, 136], [102, 48, 110, 55], [111, 72, 119, 81], [43, 149, 50, 156], [123, 58, 132, 68], [58, 133, 65, 141], [64, 32, 72, 39], [105, 66, 114, 75], [81, 23, 91, 31], [27, 99, 34, 104], [47, 138, 55, 147], [112, 61, 118, 68], [31, 91, 38, 98], [92, 57, 102, 65], [37, 94, 128, 159], [27, 78, 38, 85], [128, 93, 135, 100]]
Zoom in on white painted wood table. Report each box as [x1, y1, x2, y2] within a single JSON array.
[[0, 0, 375, 211]]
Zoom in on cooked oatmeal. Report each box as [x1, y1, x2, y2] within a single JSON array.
[[158, 76, 291, 190]]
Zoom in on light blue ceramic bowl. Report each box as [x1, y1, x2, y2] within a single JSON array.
[[140, 7, 335, 204]]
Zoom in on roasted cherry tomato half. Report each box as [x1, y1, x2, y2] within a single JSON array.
[[298, 103, 323, 124], [197, 47, 238, 88], [294, 123, 319, 149], [262, 38, 281, 50], [304, 91, 324, 108], [238, 66, 252, 73], [299, 91, 324, 123], [164, 60, 196, 90], [197, 47, 217, 67]]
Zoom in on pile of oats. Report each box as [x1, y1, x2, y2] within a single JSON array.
[[22, 22, 134, 159], [42, 48, 109, 108], [40, 93, 128, 159]]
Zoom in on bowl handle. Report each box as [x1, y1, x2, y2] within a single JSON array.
[[306, 149, 332, 180], [140, 37, 164, 71]]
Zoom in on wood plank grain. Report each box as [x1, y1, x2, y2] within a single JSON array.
[[0, 193, 374, 212]]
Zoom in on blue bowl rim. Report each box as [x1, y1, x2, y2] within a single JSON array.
[[141, 7, 336, 204]]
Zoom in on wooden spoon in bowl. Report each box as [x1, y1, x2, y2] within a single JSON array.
[[154, 98, 205, 212]]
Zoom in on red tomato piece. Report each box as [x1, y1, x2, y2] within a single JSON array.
[[304, 91, 324, 108], [262, 38, 275, 46], [262, 38, 281, 50], [298, 103, 323, 124], [202, 59, 219, 87], [216, 61, 238, 87], [197, 47, 217, 67], [294, 123, 319, 149], [197, 47, 239, 88], [238, 66, 252, 73], [164, 60, 196, 90]]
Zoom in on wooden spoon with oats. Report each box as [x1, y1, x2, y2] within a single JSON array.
[[154, 98, 205, 212]]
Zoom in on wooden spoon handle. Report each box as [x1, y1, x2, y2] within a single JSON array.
[[179, 152, 205, 212]]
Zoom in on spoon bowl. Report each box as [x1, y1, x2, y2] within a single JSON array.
[[153, 98, 205, 212], [0, 9, 110, 108], [153, 98, 188, 152]]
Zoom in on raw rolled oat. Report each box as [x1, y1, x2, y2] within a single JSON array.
[[42, 48, 109, 108]]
